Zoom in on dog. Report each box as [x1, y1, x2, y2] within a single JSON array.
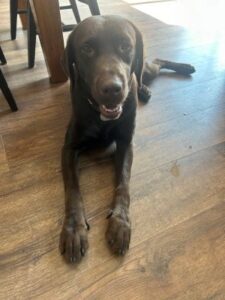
[[59, 15, 195, 263]]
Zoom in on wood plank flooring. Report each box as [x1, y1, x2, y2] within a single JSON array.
[[0, 0, 225, 299]]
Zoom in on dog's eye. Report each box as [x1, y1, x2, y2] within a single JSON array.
[[81, 44, 95, 56], [119, 42, 132, 52]]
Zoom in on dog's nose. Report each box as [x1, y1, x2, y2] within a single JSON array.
[[100, 79, 123, 98]]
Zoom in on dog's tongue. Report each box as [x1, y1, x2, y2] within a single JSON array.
[[100, 104, 122, 121]]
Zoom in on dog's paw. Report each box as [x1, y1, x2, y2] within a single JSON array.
[[138, 84, 151, 103], [106, 212, 131, 255], [175, 63, 196, 75], [60, 220, 89, 263]]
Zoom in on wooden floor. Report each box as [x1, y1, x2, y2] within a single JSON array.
[[1, 0, 225, 299]]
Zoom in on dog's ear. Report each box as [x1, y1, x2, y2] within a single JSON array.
[[61, 30, 78, 85], [130, 22, 144, 86]]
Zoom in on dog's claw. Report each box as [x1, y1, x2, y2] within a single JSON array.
[[106, 209, 113, 219], [81, 247, 85, 256], [108, 239, 114, 246], [85, 219, 90, 230]]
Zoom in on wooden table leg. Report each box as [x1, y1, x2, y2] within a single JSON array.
[[29, 0, 68, 83]]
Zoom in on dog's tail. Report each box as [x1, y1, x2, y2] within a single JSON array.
[[138, 59, 196, 103]]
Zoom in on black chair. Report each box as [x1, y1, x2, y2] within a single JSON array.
[[10, 0, 27, 40], [0, 47, 7, 65], [79, 0, 100, 15], [0, 47, 18, 112], [10, 0, 100, 68], [10, 0, 82, 40]]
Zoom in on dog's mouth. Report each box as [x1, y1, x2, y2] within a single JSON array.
[[99, 104, 123, 121]]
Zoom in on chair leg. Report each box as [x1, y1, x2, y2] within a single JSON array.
[[0, 69, 18, 111], [27, 4, 36, 68], [88, 0, 100, 15], [10, 0, 18, 40], [0, 47, 7, 65], [69, 0, 81, 23], [78, 0, 100, 15]]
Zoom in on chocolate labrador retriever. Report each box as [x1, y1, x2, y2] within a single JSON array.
[[60, 15, 195, 263]]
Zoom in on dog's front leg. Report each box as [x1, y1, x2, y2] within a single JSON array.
[[106, 140, 133, 255], [60, 132, 89, 263]]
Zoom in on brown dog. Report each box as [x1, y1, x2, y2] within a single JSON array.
[[60, 15, 195, 263]]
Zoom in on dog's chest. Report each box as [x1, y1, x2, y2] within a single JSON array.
[[81, 121, 117, 145]]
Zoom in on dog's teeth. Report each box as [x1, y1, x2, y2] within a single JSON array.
[[102, 105, 120, 113], [100, 104, 123, 121]]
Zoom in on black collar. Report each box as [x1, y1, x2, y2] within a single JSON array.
[[87, 96, 100, 113], [77, 77, 100, 112]]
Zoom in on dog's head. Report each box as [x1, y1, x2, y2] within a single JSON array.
[[63, 15, 143, 120]]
